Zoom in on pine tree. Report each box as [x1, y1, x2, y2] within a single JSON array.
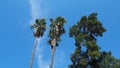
[[69, 13, 106, 68]]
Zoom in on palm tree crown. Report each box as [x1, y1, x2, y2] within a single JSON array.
[[31, 18, 46, 38], [48, 16, 66, 48]]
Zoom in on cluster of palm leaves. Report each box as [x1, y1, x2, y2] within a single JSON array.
[[48, 17, 66, 48], [31, 18, 46, 38]]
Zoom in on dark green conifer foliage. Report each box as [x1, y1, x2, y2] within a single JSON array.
[[69, 13, 106, 68]]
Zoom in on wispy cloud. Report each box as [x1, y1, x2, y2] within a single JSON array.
[[36, 37, 49, 68], [29, 0, 43, 24], [29, 0, 49, 68]]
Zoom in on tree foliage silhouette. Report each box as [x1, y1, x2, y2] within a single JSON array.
[[69, 13, 107, 68], [69, 13, 120, 68], [99, 51, 120, 68]]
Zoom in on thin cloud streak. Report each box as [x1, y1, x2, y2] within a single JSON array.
[[29, 0, 43, 24], [36, 37, 49, 68]]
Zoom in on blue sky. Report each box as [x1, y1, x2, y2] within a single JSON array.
[[0, 0, 120, 68]]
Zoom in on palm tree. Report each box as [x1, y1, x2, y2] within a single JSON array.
[[48, 16, 66, 68], [30, 18, 46, 68]]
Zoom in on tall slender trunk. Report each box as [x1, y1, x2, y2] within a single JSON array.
[[30, 38, 37, 68], [50, 39, 56, 68]]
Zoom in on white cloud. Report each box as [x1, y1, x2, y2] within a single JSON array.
[[36, 37, 49, 68], [29, 0, 43, 25]]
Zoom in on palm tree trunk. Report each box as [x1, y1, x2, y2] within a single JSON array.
[[50, 39, 56, 68], [30, 38, 37, 68]]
